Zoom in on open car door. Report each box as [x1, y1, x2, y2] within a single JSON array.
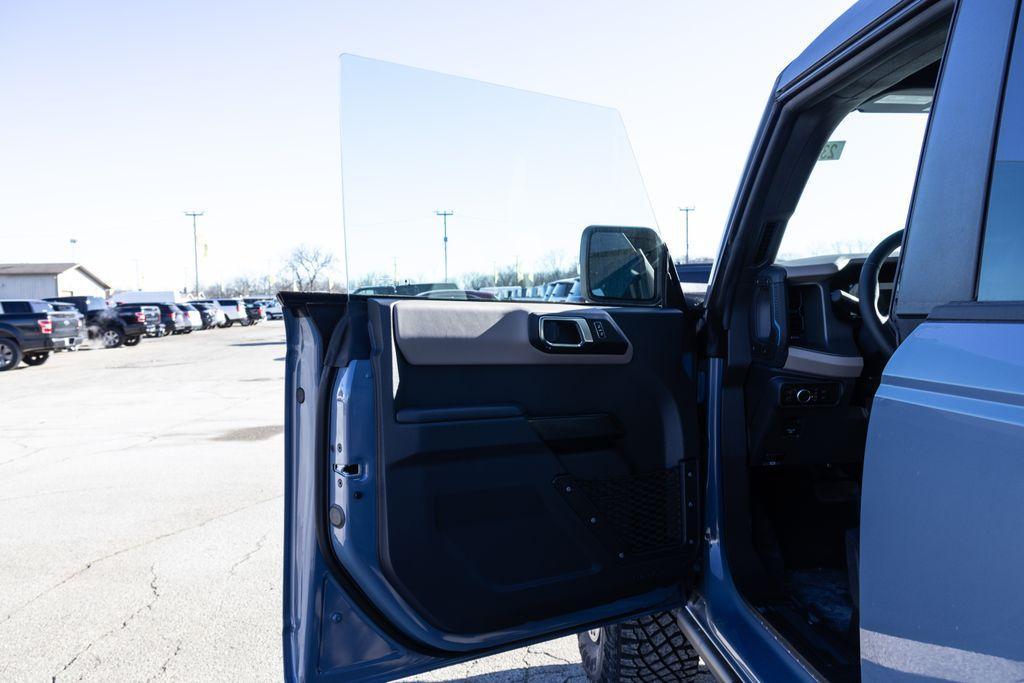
[[282, 58, 702, 682]]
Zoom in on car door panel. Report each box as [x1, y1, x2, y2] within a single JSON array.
[[860, 320, 1024, 679], [285, 293, 700, 680], [392, 301, 633, 364], [363, 298, 695, 637]]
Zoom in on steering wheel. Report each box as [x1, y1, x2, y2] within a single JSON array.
[[858, 229, 903, 356]]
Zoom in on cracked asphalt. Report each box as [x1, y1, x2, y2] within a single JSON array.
[[0, 322, 588, 682]]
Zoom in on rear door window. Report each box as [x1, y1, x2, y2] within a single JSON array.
[[3, 301, 32, 313], [978, 16, 1024, 300]]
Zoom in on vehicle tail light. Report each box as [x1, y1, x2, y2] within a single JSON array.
[[38, 318, 53, 335], [237, 304, 243, 313], [135, 312, 146, 323]]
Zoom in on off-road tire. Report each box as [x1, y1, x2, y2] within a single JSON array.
[[0, 339, 23, 371], [578, 612, 701, 682], [123, 335, 141, 347], [22, 351, 49, 366]]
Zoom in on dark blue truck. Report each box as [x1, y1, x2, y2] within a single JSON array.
[[0, 299, 81, 370], [45, 296, 153, 348], [281, 1, 1024, 681]]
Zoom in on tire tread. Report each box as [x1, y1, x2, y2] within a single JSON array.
[[578, 611, 701, 682]]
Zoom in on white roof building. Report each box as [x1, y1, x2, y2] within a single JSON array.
[[0, 263, 111, 299]]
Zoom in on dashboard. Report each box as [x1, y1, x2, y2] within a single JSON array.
[[745, 255, 897, 468]]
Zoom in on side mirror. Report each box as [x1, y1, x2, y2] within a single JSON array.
[[579, 225, 667, 306]]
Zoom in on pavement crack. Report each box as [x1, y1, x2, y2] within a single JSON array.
[[526, 646, 574, 666], [0, 446, 46, 467], [2, 494, 280, 625], [0, 486, 117, 504], [228, 532, 269, 576], [147, 639, 182, 681], [49, 564, 162, 681]]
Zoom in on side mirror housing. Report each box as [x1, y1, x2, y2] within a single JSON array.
[[579, 225, 667, 306]]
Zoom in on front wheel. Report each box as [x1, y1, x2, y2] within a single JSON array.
[[22, 351, 49, 366], [123, 335, 141, 347], [578, 613, 702, 683], [102, 328, 125, 348], [0, 339, 23, 371]]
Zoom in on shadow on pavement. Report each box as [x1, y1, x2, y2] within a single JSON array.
[[231, 341, 286, 347]]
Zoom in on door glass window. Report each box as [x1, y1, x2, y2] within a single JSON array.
[[338, 56, 657, 301], [3, 301, 32, 313], [777, 107, 931, 262], [978, 18, 1024, 301]]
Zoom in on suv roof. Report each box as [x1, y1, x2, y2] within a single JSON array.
[[779, 0, 900, 92]]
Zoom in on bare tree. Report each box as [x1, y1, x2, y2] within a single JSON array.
[[285, 245, 337, 292]]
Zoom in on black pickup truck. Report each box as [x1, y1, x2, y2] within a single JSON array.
[[45, 296, 152, 348], [0, 299, 81, 370]]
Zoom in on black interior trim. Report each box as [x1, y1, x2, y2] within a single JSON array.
[[396, 405, 523, 423]]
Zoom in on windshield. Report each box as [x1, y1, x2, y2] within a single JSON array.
[[339, 56, 657, 296]]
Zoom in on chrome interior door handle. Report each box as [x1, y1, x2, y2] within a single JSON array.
[[538, 316, 594, 348]]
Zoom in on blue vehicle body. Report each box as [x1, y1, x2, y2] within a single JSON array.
[[860, 321, 1024, 679], [284, 0, 1024, 680]]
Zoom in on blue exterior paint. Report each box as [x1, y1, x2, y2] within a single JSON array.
[[283, 312, 433, 682], [777, 0, 906, 91], [689, 358, 819, 682], [861, 321, 1024, 680], [282, 313, 324, 682]]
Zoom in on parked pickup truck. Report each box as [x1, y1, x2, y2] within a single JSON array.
[[45, 301, 87, 350], [0, 299, 81, 370], [45, 296, 151, 348]]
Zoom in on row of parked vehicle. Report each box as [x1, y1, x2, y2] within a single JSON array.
[[480, 278, 583, 303], [0, 295, 282, 371], [356, 265, 713, 304]]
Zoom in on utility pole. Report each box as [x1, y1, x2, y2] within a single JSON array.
[[184, 210, 205, 296], [393, 256, 398, 286], [435, 210, 454, 282], [678, 206, 695, 264]]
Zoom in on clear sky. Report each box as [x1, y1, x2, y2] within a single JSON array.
[[0, 0, 856, 292]]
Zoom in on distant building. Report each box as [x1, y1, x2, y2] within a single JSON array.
[[0, 263, 111, 299]]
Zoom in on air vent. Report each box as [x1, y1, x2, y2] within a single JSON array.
[[788, 287, 807, 342]]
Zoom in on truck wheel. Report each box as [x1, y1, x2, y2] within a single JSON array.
[[0, 339, 22, 371], [123, 335, 141, 347], [578, 612, 702, 683], [102, 328, 124, 348], [22, 351, 49, 366], [223, 320, 234, 328]]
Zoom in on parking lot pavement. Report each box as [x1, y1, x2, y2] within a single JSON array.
[[0, 322, 586, 682]]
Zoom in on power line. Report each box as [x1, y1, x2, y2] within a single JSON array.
[[678, 206, 695, 264], [435, 210, 454, 282], [184, 211, 205, 296]]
